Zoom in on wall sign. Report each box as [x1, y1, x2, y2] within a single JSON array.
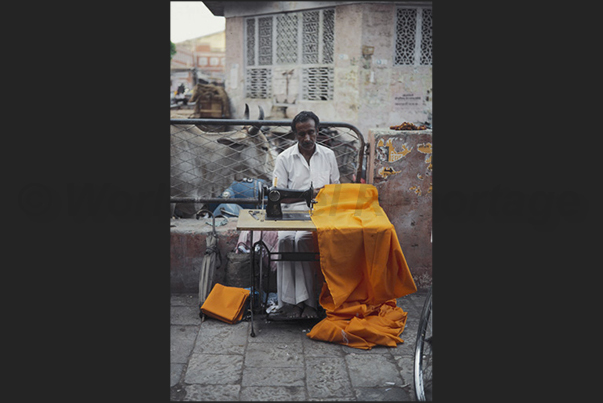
[[393, 92, 424, 110]]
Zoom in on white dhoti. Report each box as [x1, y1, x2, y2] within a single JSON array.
[[276, 230, 321, 309]]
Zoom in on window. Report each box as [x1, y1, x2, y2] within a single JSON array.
[[258, 17, 273, 65], [276, 13, 298, 64], [395, 7, 432, 66], [246, 68, 272, 99], [245, 8, 335, 100], [302, 67, 334, 101]]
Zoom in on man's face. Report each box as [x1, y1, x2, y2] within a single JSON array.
[[295, 119, 317, 151]]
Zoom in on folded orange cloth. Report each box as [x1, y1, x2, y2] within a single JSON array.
[[307, 184, 417, 349], [200, 283, 250, 324]]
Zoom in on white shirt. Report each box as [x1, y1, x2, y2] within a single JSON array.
[[273, 143, 340, 190]]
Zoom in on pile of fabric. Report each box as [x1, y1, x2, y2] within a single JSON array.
[[307, 184, 417, 350]]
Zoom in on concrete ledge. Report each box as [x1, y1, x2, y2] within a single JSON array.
[[170, 217, 242, 293]]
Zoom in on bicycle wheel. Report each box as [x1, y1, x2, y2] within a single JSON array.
[[414, 286, 433, 401]]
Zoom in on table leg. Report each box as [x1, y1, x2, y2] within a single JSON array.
[[249, 229, 256, 337]]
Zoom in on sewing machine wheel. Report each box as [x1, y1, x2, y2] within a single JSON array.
[[268, 190, 280, 202]]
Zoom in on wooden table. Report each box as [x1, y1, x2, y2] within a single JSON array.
[[236, 209, 317, 231], [237, 209, 318, 336]]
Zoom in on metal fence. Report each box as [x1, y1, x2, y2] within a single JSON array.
[[170, 118, 366, 213]]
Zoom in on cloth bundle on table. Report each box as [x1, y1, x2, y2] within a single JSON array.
[[306, 183, 417, 349]]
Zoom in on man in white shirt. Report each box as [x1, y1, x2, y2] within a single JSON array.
[[272, 111, 340, 319]]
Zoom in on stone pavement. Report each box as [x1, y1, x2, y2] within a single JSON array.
[[170, 290, 429, 401]]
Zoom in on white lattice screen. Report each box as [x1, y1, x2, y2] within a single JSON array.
[[245, 8, 335, 101], [322, 9, 334, 64], [276, 14, 298, 64], [302, 67, 334, 101], [258, 17, 273, 66], [246, 19, 255, 66], [246, 68, 272, 99], [302, 11, 320, 64], [395, 7, 432, 66], [419, 8, 432, 66]]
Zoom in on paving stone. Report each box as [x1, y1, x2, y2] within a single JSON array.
[[184, 353, 244, 384], [305, 356, 355, 399], [302, 334, 344, 357], [354, 386, 411, 401], [345, 353, 404, 388], [248, 320, 305, 344], [171, 293, 199, 307], [171, 305, 201, 325], [398, 292, 427, 314], [385, 320, 417, 358], [341, 344, 392, 355], [193, 318, 248, 355], [171, 363, 185, 387], [183, 384, 240, 401], [242, 367, 305, 386], [393, 354, 416, 396], [397, 321, 419, 350], [244, 341, 304, 368], [170, 290, 430, 402], [171, 325, 199, 363], [387, 339, 415, 358], [240, 386, 307, 401]]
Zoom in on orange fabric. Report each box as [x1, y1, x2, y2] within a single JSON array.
[[307, 184, 417, 349], [200, 283, 250, 324]]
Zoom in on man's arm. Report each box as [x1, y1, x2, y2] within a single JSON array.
[[312, 151, 340, 198]]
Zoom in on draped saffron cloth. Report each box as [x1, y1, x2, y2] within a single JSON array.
[[307, 184, 417, 349]]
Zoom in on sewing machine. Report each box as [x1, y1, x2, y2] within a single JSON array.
[[261, 184, 317, 220]]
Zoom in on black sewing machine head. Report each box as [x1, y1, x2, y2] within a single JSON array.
[[261, 183, 317, 220]]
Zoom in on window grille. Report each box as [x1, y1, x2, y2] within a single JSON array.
[[395, 9, 417, 65], [258, 17, 273, 65], [245, 8, 335, 101], [302, 11, 320, 64], [276, 14, 298, 64], [246, 19, 255, 66], [246, 68, 272, 99], [302, 67, 334, 101], [322, 9, 335, 64], [420, 8, 432, 65], [395, 7, 432, 66]]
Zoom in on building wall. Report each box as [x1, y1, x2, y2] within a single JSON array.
[[223, 2, 432, 136], [370, 128, 432, 290], [224, 17, 246, 115], [359, 4, 432, 134], [178, 31, 226, 52]]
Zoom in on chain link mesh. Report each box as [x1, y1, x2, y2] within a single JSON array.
[[170, 120, 365, 211]]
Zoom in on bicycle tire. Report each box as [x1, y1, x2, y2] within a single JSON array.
[[413, 286, 433, 401]]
